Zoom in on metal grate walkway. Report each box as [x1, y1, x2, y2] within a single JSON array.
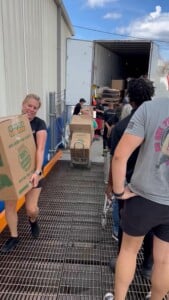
[[0, 160, 151, 299]]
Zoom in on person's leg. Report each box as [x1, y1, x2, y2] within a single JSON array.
[[95, 118, 101, 136], [143, 231, 153, 269], [117, 226, 123, 252], [109, 200, 123, 272], [114, 232, 144, 300], [4, 200, 18, 236], [25, 188, 41, 238], [25, 188, 41, 221], [103, 127, 107, 149], [141, 230, 153, 279], [150, 236, 169, 300], [1, 200, 19, 253], [117, 200, 124, 252], [103, 137, 107, 151], [112, 199, 120, 240]]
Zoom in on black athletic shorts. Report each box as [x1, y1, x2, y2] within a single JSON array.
[[121, 195, 169, 242]]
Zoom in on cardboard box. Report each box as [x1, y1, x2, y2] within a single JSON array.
[[70, 132, 91, 161], [70, 132, 91, 149], [0, 114, 36, 201], [69, 115, 93, 135], [111, 80, 125, 90]]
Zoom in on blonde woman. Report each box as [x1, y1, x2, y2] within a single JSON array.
[[1, 94, 47, 253]]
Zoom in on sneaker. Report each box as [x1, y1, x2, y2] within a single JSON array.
[[29, 218, 40, 238], [103, 292, 114, 300], [102, 149, 107, 156], [109, 257, 116, 273], [112, 233, 118, 242], [1, 237, 19, 253], [140, 266, 152, 280], [145, 291, 151, 299]]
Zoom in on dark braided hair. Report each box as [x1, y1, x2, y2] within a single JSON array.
[[127, 78, 155, 107]]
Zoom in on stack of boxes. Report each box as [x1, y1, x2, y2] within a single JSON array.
[[102, 88, 121, 103], [99, 79, 125, 104], [111, 79, 125, 103], [69, 113, 94, 165]]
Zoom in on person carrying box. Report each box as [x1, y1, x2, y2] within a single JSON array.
[[1, 94, 47, 253]]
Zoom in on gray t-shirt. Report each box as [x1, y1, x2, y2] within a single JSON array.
[[125, 98, 169, 205]]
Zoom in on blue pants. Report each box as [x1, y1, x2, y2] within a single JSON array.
[[112, 198, 120, 237]]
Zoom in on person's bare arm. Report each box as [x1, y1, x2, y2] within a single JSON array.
[[105, 122, 110, 129], [95, 108, 104, 114], [35, 130, 47, 171], [30, 130, 47, 187], [105, 155, 113, 199]]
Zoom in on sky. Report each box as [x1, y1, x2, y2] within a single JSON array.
[[62, 0, 169, 61]]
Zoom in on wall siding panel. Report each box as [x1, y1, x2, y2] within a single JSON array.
[[0, 0, 72, 121]]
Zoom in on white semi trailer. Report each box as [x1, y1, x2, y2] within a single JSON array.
[[66, 38, 168, 105]]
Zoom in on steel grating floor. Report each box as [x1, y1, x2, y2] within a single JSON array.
[[0, 160, 152, 299]]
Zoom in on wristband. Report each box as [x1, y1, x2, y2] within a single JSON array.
[[34, 170, 42, 176], [113, 190, 125, 198]]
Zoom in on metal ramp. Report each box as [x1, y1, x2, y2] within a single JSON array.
[[0, 160, 151, 299]]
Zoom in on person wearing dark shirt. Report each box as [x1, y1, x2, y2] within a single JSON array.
[[106, 85, 169, 299], [110, 110, 139, 182], [73, 98, 86, 115], [1, 94, 47, 253], [95, 98, 104, 136], [105, 78, 155, 282], [103, 102, 119, 150]]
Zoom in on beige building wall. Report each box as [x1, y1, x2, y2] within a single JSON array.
[[0, 0, 73, 122]]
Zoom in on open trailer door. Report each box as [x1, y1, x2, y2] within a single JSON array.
[[148, 42, 159, 80], [66, 38, 93, 106], [148, 42, 160, 95]]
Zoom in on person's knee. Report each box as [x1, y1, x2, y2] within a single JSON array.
[[154, 255, 169, 266], [26, 205, 39, 217], [119, 246, 138, 258], [120, 233, 144, 255], [153, 236, 169, 264]]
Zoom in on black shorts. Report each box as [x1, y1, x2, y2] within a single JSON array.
[[121, 195, 169, 242]]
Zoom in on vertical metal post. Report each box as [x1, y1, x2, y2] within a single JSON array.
[[62, 89, 66, 143], [49, 92, 56, 158], [57, 4, 61, 109]]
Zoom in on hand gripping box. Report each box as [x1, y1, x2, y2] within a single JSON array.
[[0, 114, 36, 201]]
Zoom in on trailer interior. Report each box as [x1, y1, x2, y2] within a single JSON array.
[[94, 40, 151, 87]]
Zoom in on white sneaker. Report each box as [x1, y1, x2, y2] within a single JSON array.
[[112, 233, 118, 242], [103, 292, 114, 300], [145, 291, 151, 299]]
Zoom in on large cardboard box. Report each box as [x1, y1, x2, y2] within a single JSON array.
[[0, 114, 36, 201], [69, 115, 93, 135], [111, 79, 125, 90], [70, 132, 91, 162]]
